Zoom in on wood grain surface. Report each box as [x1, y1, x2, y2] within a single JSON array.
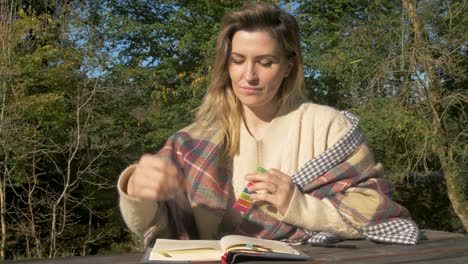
[[4, 230, 466, 264]]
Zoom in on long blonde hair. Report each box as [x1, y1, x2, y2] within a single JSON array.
[[195, 2, 305, 157]]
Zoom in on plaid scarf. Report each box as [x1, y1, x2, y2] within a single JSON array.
[[143, 112, 419, 246], [287, 112, 419, 245]]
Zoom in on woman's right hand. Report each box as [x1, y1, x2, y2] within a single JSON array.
[[127, 154, 185, 201]]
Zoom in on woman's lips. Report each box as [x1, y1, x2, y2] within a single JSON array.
[[241, 86, 261, 94]]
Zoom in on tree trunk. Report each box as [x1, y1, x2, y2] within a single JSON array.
[[441, 148, 468, 229], [402, 0, 468, 231], [0, 0, 20, 258], [0, 81, 7, 260], [0, 157, 6, 261], [29, 132, 42, 258], [49, 204, 57, 258]]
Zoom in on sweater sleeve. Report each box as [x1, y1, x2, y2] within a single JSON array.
[[279, 187, 361, 238], [117, 165, 171, 237]]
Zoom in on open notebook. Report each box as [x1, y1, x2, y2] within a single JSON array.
[[140, 235, 309, 263]]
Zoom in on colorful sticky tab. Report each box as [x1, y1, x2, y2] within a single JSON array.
[[232, 167, 268, 214]]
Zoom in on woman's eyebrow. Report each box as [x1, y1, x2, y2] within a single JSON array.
[[230, 52, 245, 57], [230, 52, 279, 60], [256, 54, 279, 60]]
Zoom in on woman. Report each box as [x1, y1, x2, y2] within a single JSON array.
[[118, 2, 418, 246]]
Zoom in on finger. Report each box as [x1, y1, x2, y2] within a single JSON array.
[[139, 181, 182, 201], [136, 186, 160, 200], [155, 160, 180, 177], [268, 169, 292, 183], [249, 191, 276, 204], [165, 180, 185, 196], [267, 169, 294, 191], [139, 155, 179, 174], [245, 172, 278, 183], [132, 169, 161, 189], [133, 173, 180, 200], [248, 181, 277, 194], [138, 154, 159, 167], [135, 164, 180, 185]]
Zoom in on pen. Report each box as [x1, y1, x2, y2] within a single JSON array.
[[310, 244, 358, 249]]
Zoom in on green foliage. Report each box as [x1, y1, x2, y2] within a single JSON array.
[[1, 0, 467, 260], [394, 181, 464, 233], [298, 0, 467, 231], [354, 98, 464, 233], [354, 98, 431, 179], [298, 0, 403, 108], [1, 1, 135, 260], [84, 0, 256, 153]]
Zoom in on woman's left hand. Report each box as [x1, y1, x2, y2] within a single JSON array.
[[245, 169, 295, 215]]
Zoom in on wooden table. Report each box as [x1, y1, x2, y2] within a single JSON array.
[[5, 230, 467, 263]]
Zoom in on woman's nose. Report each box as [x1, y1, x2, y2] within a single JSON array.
[[244, 63, 258, 82]]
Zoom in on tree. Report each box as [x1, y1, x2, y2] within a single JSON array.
[[296, 0, 467, 231], [85, 0, 251, 151], [400, 0, 467, 230], [1, 0, 22, 259], [0, 0, 131, 259], [1, 0, 465, 260]]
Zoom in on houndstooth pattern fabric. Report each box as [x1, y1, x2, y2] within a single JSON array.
[[285, 219, 419, 246], [292, 111, 364, 192], [360, 218, 419, 245], [283, 230, 342, 245], [306, 231, 342, 244]]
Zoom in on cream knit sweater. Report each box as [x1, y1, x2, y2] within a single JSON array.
[[118, 103, 361, 239]]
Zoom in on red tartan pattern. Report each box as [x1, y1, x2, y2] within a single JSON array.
[[149, 127, 309, 242], [237, 202, 308, 240], [144, 125, 413, 245], [160, 131, 231, 214]]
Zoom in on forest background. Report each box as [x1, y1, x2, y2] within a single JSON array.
[[0, 0, 466, 261]]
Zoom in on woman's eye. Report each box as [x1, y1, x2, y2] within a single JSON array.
[[230, 58, 244, 64], [259, 61, 273, 67]]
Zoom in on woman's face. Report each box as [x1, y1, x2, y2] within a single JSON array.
[[228, 30, 290, 113]]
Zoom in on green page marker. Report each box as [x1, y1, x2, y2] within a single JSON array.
[[256, 166, 268, 174]]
